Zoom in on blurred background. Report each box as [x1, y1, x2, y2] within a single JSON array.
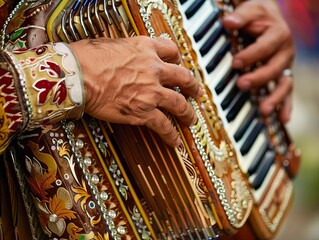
[[276, 0, 319, 239]]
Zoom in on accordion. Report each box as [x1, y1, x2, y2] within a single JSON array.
[[3, 0, 301, 239]]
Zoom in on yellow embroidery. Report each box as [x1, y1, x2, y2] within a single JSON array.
[[0, 93, 11, 147]]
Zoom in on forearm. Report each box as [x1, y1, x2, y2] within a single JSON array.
[[0, 42, 85, 154]]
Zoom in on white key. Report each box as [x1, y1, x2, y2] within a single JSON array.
[[194, 15, 221, 48], [213, 73, 237, 107], [239, 128, 267, 173], [177, 0, 196, 14], [229, 101, 253, 135], [206, 51, 233, 90], [252, 164, 277, 203], [183, 1, 214, 34]]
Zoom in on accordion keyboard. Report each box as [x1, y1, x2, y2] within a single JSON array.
[[177, 0, 284, 203]]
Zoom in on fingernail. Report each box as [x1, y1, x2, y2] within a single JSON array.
[[238, 79, 251, 90], [196, 87, 203, 98], [233, 59, 244, 69]]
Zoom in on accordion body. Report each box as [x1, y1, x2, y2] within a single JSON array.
[[2, 0, 300, 239]]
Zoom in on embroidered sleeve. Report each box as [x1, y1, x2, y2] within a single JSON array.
[[0, 42, 85, 154]]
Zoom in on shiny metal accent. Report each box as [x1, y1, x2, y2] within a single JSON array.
[[87, 0, 98, 36], [69, 0, 81, 41], [61, 9, 72, 42]]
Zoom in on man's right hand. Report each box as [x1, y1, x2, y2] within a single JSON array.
[[69, 36, 202, 147]]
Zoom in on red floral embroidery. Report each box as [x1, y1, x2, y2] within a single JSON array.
[[53, 80, 67, 106], [33, 79, 67, 106], [40, 61, 65, 78], [30, 45, 48, 55]]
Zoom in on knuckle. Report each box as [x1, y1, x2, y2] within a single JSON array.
[[175, 97, 190, 115], [184, 70, 194, 86], [281, 25, 292, 40], [256, 43, 272, 57], [138, 35, 151, 43], [137, 36, 154, 49], [153, 62, 165, 75], [147, 116, 172, 136], [160, 119, 174, 136], [264, 47, 274, 57], [169, 41, 179, 56], [179, 68, 193, 86], [134, 101, 154, 113], [145, 59, 163, 74], [272, 65, 283, 78]]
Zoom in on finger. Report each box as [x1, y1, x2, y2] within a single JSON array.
[[232, 26, 288, 69], [145, 108, 181, 147], [259, 75, 293, 115], [222, 1, 265, 30], [157, 88, 196, 126], [279, 94, 292, 123], [152, 37, 181, 64], [237, 47, 294, 90], [160, 63, 202, 98]]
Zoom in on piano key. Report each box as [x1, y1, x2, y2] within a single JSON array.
[[239, 128, 267, 173], [214, 69, 235, 95], [178, 0, 280, 197], [229, 101, 253, 136], [251, 150, 275, 189], [247, 142, 269, 176], [205, 45, 232, 87], [185, 0, 206, 19], [234, 108, 257, 141], [252, 164, 277, 203], [177, 0, 195, 17], [198, 30, 225, 65], [200, 25, 224, 56], [221, 84, 239, 110], [240, 121, 264, 155], [182, 1, 216, 37], [193, 10, 219, 42], [226, 91, 250, 122], [206, 41, 231, 74]]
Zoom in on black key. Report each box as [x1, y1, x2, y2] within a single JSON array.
[[234, 108, 257, 142], [251, 150, 275, 189], [185, 0, 205, 19], [206, 41, 231, 74], [215, 70, 235, 95], [247, 142, 269, 176], [226, 91, 250, 122], [240, 121, 264, 155], [179, 0, 188, 4], [193, 10, 219, 42], [200, 25, 223, 56], [221, 85, 239, 110]]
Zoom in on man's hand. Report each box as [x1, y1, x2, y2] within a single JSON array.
[[70, 36, 202, 147], [223, 0, 295, 122]]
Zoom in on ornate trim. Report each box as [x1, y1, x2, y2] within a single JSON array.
[[137, 0, 252, 228]]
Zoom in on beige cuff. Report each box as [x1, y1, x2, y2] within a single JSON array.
[[4, 42, 85, 130]]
